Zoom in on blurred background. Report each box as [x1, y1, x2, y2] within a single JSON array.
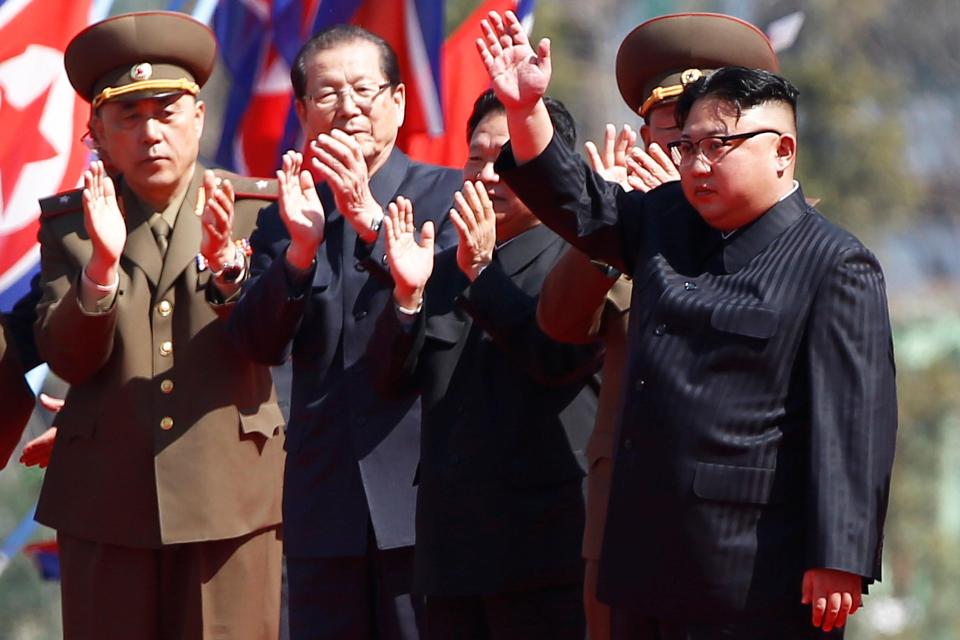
[[2, 0, 958, 638]]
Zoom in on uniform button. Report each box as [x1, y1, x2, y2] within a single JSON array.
[[157, 300, 172, 316], [622, 438, 633, 451], [160, 379, 174, 394], [635, 378, 646, 391], [380, 254, 388, 266], [654, 324, 666, 336], [160, 416, 174, 430], [354, 261, 366, 272], [159, 341, 173, 356], [683, 281, 697, 291], [354, 310, 368, 320]]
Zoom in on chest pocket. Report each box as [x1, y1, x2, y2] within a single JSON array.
[[710, 304, 779, 340]]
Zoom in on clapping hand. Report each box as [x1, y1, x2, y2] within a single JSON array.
[[449, 181, 495, 281], [199, 170, 237, 273], [585, 124, 638, 191], [384, 196, 435, 311], [625, 142, 680, 192], [277, 150, 325, 270], [20, 394, 64, 469], [82, 161, 125, 286], [309, 130, 383, 244]]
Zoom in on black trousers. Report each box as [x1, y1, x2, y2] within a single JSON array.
[[612, 608, 845, 640], [424, 582, 584, 640], [287, 541, 422, 640]]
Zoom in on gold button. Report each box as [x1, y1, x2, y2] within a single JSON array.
[[159, 341, 172, 356], [160, 416, 174, 430], [157, 300, 172, 316], [160, 379, 174, 394]]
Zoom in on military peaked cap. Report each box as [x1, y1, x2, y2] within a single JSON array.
[[64, 11, 217, 108], [616, 13, 779, 118]]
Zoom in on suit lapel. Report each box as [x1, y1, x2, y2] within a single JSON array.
[[119, 182, 162, 288], [156, 168, 204, 297]]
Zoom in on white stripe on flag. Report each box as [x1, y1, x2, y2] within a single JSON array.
[[404, 0, 444, 136]]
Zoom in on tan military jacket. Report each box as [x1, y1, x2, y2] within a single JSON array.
[[34, 166, 285, 548]]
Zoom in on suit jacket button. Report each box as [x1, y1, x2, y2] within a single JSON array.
[[622, 438, 633, 451], [654, 324, 666, 336], [354, 261, 366, 272], [635, 378, 646, 391], [157, 300, 173, 316], [159, 341, 173, 356], [160, 416, 174, 430], [354, 310, 368, 320], [160, 379, 174, 394]]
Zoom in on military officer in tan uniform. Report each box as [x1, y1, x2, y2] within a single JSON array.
[[33, 11, 285, 639], [537, 14, 780, 640]]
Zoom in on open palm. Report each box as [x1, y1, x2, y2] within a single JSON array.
[[82, 161, 125, 266], [477, 11, 551, 109], [277, 150, 325, 249], [384, 196, 434, 300]]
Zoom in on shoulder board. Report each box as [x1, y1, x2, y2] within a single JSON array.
[[212, 169, 278, 201], [39, 188, 83, 221]]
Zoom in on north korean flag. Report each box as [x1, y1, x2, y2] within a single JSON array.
[[0, 0, 92, 309]]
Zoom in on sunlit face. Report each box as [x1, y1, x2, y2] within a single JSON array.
[[678, 97, 796, 231], [641, 101, 681, 150], [93, 93, 203, 206], [295, 39, 405, 175], [463, 110, 540, 242]]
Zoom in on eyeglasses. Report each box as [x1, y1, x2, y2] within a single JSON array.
[[306, 82, 393, 110], [667, 129, 782, 166]]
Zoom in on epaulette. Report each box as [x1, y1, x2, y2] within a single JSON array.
[[38, 188, 84, 221], [211, 169, 278, 201]]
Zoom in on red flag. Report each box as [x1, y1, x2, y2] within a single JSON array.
[[0, 0, 91, 294], [400, 0, 519, 169]]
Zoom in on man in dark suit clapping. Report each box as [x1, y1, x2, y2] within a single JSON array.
[[229, 24, 463, 640], [366, 91, 599, 639]]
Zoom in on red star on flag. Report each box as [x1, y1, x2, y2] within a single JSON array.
[[0, 84, 57, 216]]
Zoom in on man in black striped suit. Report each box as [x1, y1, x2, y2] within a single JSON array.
[[477, 11, 897, 640]]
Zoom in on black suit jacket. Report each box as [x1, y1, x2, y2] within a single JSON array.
[[230, 148, 462, 557], [368, 224, 600, 596], [498, 137, 898, 622]]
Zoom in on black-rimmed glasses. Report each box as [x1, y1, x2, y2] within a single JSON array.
[[667, 129, 782, 166]]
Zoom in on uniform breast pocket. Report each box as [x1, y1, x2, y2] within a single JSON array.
[[710, 304, 779, 341]]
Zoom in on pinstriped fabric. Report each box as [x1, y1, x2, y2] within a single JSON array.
[[499, 137, 898, 624]]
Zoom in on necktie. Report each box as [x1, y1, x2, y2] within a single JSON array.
[[149, 213, 171, 259]]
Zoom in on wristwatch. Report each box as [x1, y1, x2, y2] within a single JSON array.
[[369, 211, 384, 235], [213, 244, 246, 283]]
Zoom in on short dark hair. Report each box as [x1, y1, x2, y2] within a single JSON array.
[[465, 89, 577, 150], [291, 24, 401, 100], [675, 66, 799, 129]]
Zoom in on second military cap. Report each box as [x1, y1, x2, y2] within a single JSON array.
[[616, 13, 779, 118], [64, 11, 217, 109]]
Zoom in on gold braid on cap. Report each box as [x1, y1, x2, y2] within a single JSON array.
[[93, 78, 200, 109], [638, 68, 705, 118], [639, 85, 684, 118]]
